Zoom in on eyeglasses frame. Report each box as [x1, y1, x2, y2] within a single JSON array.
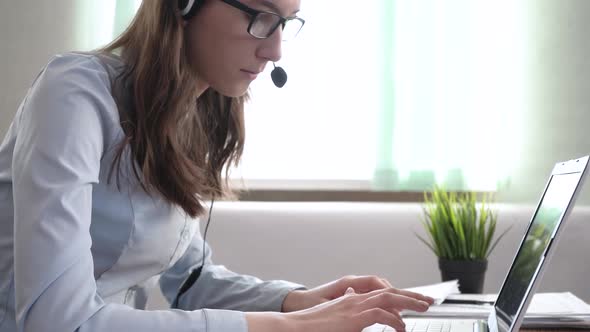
[[220, 0, 305, 39]]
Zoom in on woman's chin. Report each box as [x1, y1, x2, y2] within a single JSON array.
[[214, 83, 250, 98]]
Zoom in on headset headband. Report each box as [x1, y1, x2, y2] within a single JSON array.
[[178, 0, 202, 20]]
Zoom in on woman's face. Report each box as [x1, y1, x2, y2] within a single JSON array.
[[185, 0, 301, 97]]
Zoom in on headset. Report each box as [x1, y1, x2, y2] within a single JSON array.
[[171, 0, 290, 308], [178, 0, 203, 20], [172, 199, 214, 309], [177, 0, 288, 87]]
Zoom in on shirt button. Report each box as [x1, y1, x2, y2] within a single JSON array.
[[182, 231, 189, 241]]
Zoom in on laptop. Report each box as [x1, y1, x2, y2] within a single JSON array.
[[370, 155, 590, 332]]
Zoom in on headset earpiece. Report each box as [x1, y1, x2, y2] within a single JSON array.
[[178, 0, 203, 20]]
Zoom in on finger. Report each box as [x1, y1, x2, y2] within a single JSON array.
[[358, 292, 431, 313], [381, 278, 394, 288], [357, 287, 435, 306], [391, 289, 436, 305], [380, 308, 403, 321], [345, 287, 356, 295], [341, 275, 391, 294], [357, 308, 406, 332]]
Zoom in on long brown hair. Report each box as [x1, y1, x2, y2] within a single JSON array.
[[100, 0, 245, 218]]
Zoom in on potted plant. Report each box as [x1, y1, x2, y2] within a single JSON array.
[[416, 186, 511, 293]]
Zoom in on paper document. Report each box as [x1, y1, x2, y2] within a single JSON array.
[[403, 280, 460, 305], [527, 292, 590, 316]]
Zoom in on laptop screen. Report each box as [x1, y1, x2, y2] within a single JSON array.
[[493, 172, 582, 330]]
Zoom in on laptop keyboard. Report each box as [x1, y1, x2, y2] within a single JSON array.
[[381, 320, 452, 332], [406, 320, 452, 332]]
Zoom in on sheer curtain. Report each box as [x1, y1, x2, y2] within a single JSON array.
[[236, 0, 529, 192], [78, 0, 531, 193], [373, 0, 529, 192], [233, 0, 383, 189], [74, 0, 141, 50]]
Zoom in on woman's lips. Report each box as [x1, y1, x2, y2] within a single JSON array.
[[240, 69, 260, 80]]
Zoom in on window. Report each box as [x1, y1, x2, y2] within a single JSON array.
[[74, 0, 142, 50], [81, 0, 530, 193], [233, 1, 383, 189], [234, 1, 528, 192]]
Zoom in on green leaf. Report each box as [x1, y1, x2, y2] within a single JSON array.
[[415, 232, 438, 256], [486, 224, 515, 258], [418, 186, 510, 261]]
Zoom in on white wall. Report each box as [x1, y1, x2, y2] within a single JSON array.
[[0, 1, 79, 135], [146, 202, 590, 310], [2, 1, 590, 203]]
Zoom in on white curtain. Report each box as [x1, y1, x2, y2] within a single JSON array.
[[234, 0, 383, 188], [235, 1, 530, 192], [374, 0, 529, 191], [74, 0, 141, 50]]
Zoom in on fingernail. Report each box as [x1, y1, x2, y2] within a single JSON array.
[[345, 287, 355, 294], [421, 301, 430, 308]]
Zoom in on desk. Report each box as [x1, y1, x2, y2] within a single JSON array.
[[365, 326, 590, 332], [523, 330, 589, 332], [365, 324, 590, 332]]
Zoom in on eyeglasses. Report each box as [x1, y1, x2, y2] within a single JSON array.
[[220, 0, 305, 41]]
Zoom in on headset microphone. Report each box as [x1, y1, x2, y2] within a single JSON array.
[[271, 63, 288, 88]]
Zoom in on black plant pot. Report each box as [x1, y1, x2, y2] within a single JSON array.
[[438, 258, 488, 294]]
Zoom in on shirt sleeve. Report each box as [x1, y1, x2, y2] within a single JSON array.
[[11, 53, 247, 332], [159, 227, 307, 312]]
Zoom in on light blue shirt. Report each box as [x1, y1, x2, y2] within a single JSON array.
[[0, 53, 304, 332]]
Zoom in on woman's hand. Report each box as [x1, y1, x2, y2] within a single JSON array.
[[281, 286, 433, 332], [282, 275, 434, 312]]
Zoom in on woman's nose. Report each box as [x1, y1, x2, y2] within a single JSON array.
[[256, 28, 283, 62]]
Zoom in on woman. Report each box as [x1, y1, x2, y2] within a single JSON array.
[[0, 0, 433, 331]]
